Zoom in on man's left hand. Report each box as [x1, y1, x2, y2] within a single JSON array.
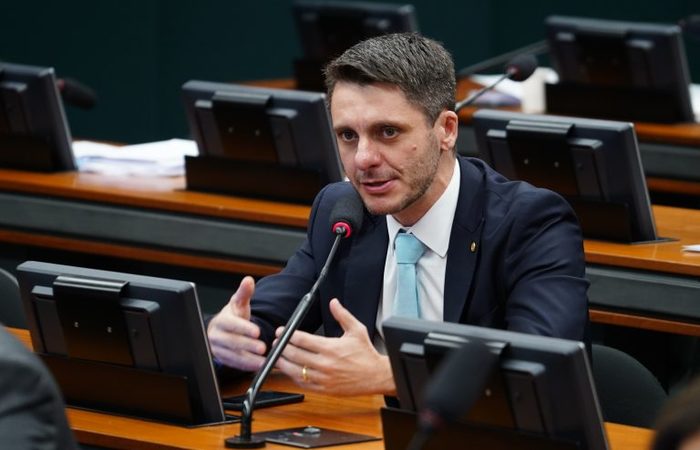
[[274, 298, 396, 396]]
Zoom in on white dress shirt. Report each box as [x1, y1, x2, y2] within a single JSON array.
[[374, 161, 461, 346]]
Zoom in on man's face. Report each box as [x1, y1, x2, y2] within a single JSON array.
[[330, 82, 456, 226]]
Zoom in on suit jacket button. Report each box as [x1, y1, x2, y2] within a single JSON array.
[[470, 241, 477, 252]]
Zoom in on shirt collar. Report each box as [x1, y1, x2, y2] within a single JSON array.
[[386, 161, 461, 258]]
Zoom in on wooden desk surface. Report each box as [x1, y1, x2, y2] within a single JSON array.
[[7, 327, 653, 450], [0, 168, 309, 228], [585, 205, 700, 277], [1, 167, 699, 337], [1, 168, 698, 277]]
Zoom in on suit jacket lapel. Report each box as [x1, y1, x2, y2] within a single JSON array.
[[444, 157, 486, 323], [342, 214, 388, 337]]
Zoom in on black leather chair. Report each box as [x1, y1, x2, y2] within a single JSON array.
[[0, 267, 24, 328], [592, 343, 668, 428]]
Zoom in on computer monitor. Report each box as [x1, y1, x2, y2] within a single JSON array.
[[472, 109, 658, 243], [545, 15, 694, 123], [0, 62, 76, 171], [292, 0, 419, 91], [181, 80, 343, 204], [383, 316, 609, 450], [16, 261, 227, 426]]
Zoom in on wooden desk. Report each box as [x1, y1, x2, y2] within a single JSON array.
[[584, 205, 700, 335], [0, 168, 699, 333], [7, 327, 653, 450]]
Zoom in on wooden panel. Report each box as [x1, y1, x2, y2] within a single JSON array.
[[0, 228, 283, 277], [590, 309, 700, 336], [0, 168, 311, 228], [584, 205, 700, 277]]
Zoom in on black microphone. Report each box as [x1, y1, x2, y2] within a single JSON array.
[[455, 54, 538, 112], [225, 189, 364, 449], [406, 340, 499, 450], [56, 77, 97, 109], [679, 15, 700, 40], [456, 40, 548, 80]]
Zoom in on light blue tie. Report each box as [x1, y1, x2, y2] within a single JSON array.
[[393, 232, 426, 318]]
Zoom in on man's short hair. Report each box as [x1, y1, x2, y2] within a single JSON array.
[[324, 32, 456, 124]]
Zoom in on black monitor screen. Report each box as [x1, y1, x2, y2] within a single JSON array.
[[292, 0, 418, 91], [17, 261, 226, 426], [473, 109, 657, 243], [182, 80, 343, 203], [0, 62, 76, 171], [545, 15, 694, 123], [383, 317, 608, 450]]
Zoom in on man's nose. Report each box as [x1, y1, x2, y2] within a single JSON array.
[[355, 137, 381, 170]]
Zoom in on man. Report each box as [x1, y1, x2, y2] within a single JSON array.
[[207, 32, 588, 396], [0, 325, 78, 449]]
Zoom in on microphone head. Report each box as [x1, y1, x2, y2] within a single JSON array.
[[420, 340, 498, 430], [680, 15, 700, 40], [504, 54, 538, 82], [329, 188, 364, 238], [57, 77, 97, 109]]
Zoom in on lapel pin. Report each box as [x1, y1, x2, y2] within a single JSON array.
[[470, 241, 477, 253]]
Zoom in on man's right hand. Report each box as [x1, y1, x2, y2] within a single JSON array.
[[207, 276, 267, 371]]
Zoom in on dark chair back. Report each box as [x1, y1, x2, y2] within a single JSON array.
[[592, 343, 667, 428], [0, 268, 24, 328]]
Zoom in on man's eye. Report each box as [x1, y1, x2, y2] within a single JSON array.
[[339, 130, 356, 141], [381, 127, 398, 138]]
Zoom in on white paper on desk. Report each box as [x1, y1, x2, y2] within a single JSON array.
[[690, 85, 700, 122], [72, 139, 199, 177], [682, 244, 700, 253], [470, 67, 559, 112]]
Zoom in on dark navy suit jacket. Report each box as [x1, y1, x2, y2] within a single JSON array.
[[250, 156, 589, 347], [0, 325, 78, 449]]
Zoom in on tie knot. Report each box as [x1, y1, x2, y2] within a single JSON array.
[[395, 232, 425, 265]]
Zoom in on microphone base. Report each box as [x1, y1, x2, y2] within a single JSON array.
[[224, 436, 266, 448]]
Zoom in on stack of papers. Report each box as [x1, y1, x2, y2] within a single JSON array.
[[72, 139, 199, 177]]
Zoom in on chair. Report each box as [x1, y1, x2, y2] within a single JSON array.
[[0, 267, 24, 328], [592, 343, 668, 428]]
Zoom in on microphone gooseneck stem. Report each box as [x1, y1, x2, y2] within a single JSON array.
[[237, 230, 345, 443], [456, 40, 548, 79], [455, 72, 509, 113]]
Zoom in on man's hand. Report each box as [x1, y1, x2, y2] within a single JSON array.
[[274, 298, 396, 396], [207, 276, 267, 372]]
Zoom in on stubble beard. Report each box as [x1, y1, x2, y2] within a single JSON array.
[[357, 134, 442, 217]]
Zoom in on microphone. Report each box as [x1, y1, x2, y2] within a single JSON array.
[[679, 15, 700, 40], [225, 189, 364, 449], [456, 40, 548, 80], [56, 77, 97, 109], [406, 340, 499, 450], [455, 54, 538, 112]]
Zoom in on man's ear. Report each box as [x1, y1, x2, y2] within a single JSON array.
[[436, 110, 459, 152]]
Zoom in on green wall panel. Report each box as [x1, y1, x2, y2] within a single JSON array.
[[2, 0, 697, 144]]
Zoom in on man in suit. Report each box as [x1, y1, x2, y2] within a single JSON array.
[[0, 325, 78, 449], [207, 32, 588, 396]]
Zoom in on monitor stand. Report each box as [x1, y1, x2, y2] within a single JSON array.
[[545, 82, 693, 123], [185, 155, 323, 204], [0, 135, 62, 171]]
